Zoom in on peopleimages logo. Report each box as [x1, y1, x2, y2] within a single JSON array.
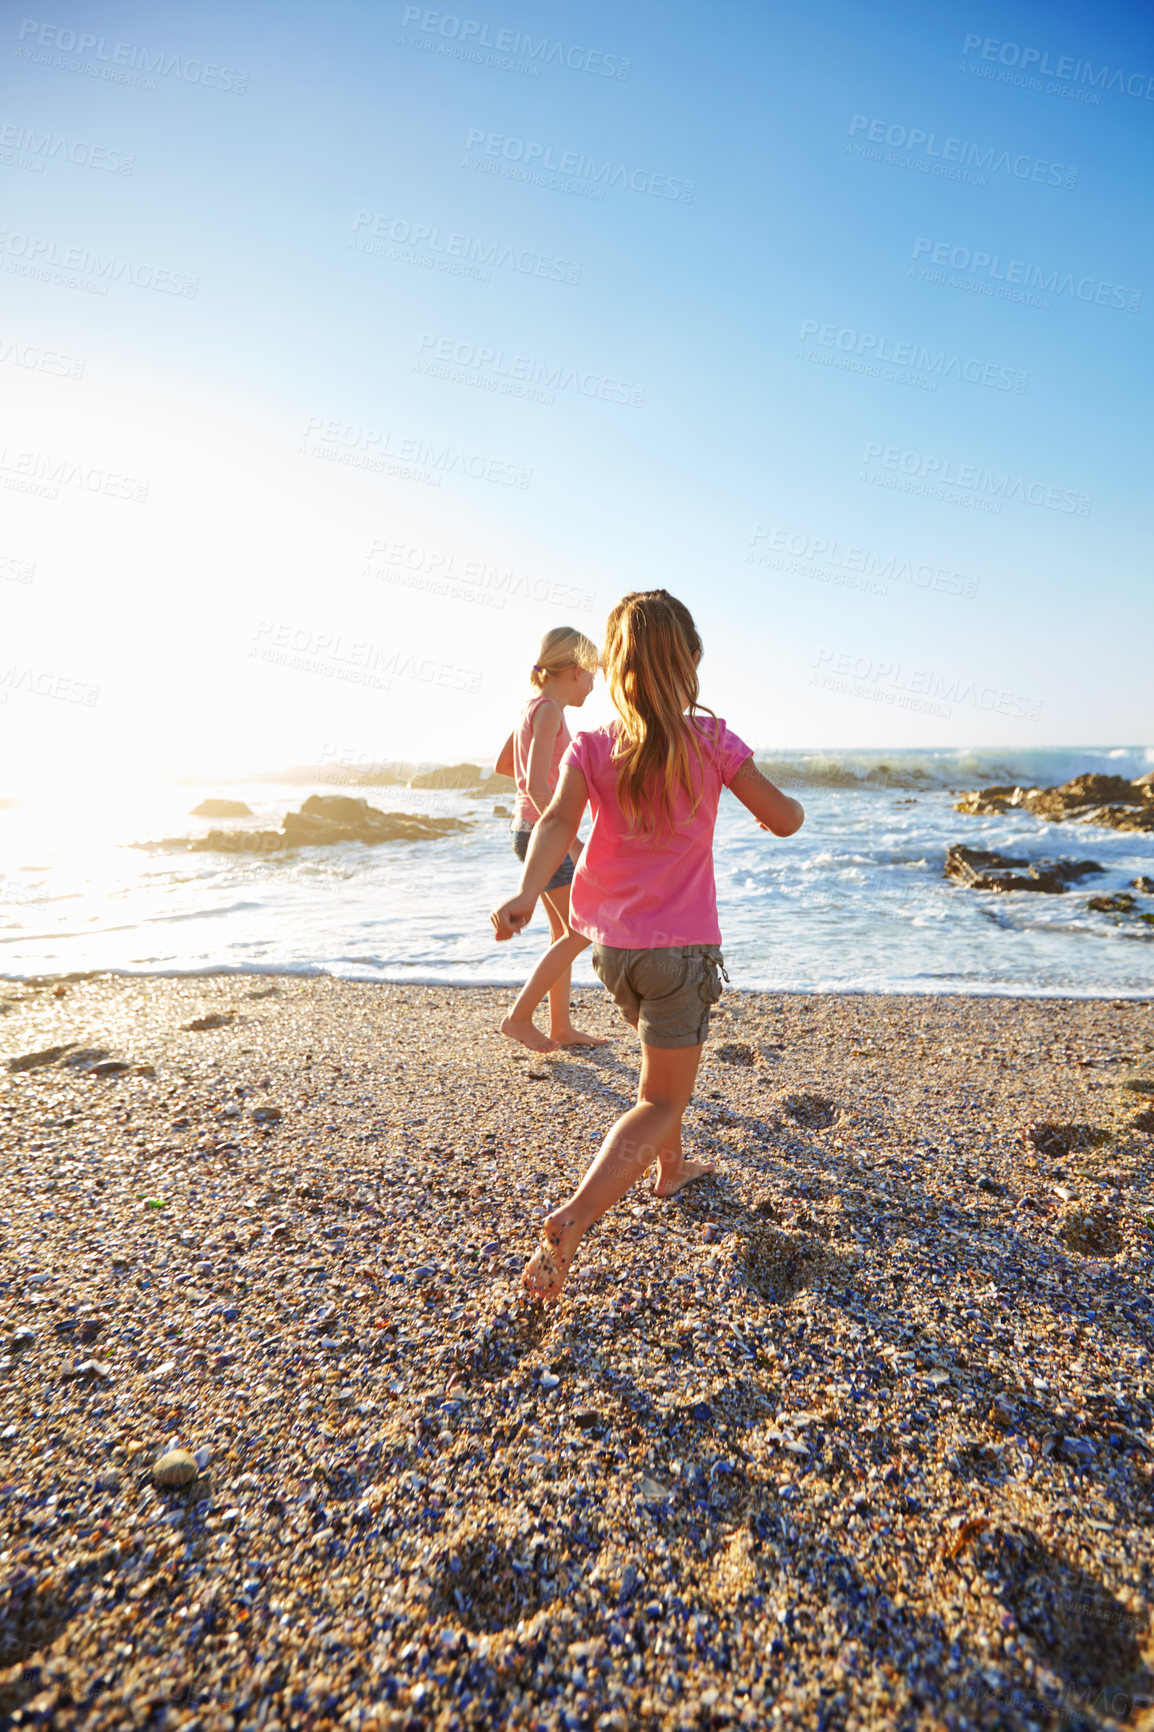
[[463, 130, 694, 201], [249, 621, 483, 696], [351, 211, 582, 285], [365, 536, 596, 613], [961, 33, 1154, 101], [400, 7, 630, 77], [748, 525, 977, 599], [14, 19, 248, 91], [848, 115, 1077, 187], [300, 416, 532, 489], [0, 231, 199, 298], [811, 647, 1042, 722], [0, 443, 149, 504], [414, 334, 645, 407], [910, 238, 1141, 313], [0, 336, 85, 379], [797, 320, 1027, 393], [0, 122, 134, 174], [862, 442, 1091, 516], [0, 663, 99, 706]]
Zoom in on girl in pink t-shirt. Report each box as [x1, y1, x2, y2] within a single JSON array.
[[491, 626, 605, 1052], [492, 589, 805, 1299]]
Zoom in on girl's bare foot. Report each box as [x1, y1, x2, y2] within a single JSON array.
[[501, 1015, 557, 1053], [522, 1210, 583, 1299], [653, 1157, 716, 1198], [550, 1025, 609, 1048]]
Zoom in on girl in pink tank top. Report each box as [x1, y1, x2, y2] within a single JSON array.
[[491, 591, 806, 1300], [492, 626, 603, 1052]]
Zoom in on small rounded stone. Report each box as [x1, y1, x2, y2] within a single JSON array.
[[152, 1448, 199, 1487]]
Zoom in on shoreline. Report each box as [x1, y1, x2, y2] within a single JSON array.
[[4, 964, 1153, 1004], [2, 976, 1153, 1728]]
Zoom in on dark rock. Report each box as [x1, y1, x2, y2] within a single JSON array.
[[6, 1044, 75, 1073], [300, 794, 377, 824], [281, 810, 358, 846], [976, 1175, 1004, 1195], [1131, 876, 1154, 895], [956, 773, 1154, 832], [944, 845, 1103, 893], [252, 1105, 282, 1124], [62, 1048, 110, 1069], [190, 799, 253, 818], [166, 797, 471, 854], [1087, 893, 1136, 913], [1054, 773, 1140, 804], [190, 828, 287, 855], [1132, 1110, 1154, 1133]]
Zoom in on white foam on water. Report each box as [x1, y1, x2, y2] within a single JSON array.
[[0, 758, 1151, 997]]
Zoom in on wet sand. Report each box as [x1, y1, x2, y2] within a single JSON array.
[[2, 975, 1153, 1730]]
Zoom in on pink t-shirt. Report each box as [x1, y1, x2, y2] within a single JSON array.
[[512, 695, 572, 826], [559, 717, 753, 948]]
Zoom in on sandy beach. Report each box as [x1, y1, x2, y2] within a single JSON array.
[[2, 974, 1153, 1731]]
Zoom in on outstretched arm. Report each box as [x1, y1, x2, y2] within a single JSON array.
[[491, 764, 588, 939], [524, 702, 562, 816], [728, 758, 805, 836], [493, 732, 515, 779]]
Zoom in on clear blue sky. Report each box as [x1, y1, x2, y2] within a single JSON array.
[[2, 0, 1151, 785]]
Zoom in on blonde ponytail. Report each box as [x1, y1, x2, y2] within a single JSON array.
[[529, 625, 599, 690]]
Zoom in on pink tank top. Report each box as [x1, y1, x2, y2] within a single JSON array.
[[512, 694, 572, 826]]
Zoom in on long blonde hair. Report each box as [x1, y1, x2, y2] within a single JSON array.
[[529, 626, 599, 690], [602, 590, 717, 835]]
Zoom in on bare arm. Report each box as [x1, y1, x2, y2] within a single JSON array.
[[491, 765, 588, 939], [493, 731, 515, 779], [729, 757, 805, 836], [524, 701, 563, 816]]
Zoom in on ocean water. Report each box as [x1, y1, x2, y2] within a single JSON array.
[[1, 745, 1152, 998]]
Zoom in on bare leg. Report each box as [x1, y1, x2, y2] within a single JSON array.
[[522, 1042, 713, 1298], [541, 884, 607, 1047], [500, 882, 606, 1051]]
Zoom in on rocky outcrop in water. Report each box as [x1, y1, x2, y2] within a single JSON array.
[[190, 798, 253, 818], [944, 845, 1103, 893], [955, 773, 1154, 832], [409, 763, 513, 795], [143, 796, 470, 855]]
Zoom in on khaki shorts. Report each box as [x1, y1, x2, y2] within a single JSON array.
[[591, 943, 729, 1049]]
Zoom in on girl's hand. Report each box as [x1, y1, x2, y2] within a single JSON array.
[[491, 894, 536, 940]]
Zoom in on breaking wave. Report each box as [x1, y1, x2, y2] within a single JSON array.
[[751, 745, 1154, 791]]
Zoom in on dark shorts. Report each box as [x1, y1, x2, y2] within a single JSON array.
[[591, 943, 728, 1049], [511, 826, 575, 893]]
